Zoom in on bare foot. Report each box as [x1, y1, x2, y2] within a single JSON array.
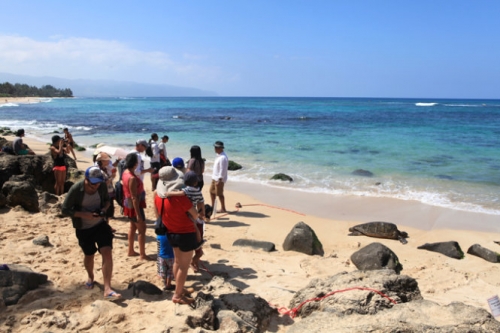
[[128, 252, 140, 257]]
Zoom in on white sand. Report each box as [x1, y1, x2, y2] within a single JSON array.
[[1, 135, 500, 332]]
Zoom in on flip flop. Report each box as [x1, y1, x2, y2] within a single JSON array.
[[85, 281, 95, 290], [172, 295, 194, 305], [163, 285, 176, 291], [104, 291, 122, 301]]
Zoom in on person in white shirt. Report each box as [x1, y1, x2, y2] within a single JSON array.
[[133, 139, 153, 181], [210, 141, 229, 213], [158, 135, 170, 166], [149, 133, 161, 190]]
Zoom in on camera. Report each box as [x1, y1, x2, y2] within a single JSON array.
[[93, 209, 106, 218]]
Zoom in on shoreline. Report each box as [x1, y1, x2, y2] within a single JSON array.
[[11, 134, 500, 233], [2, 135, 500, 331]]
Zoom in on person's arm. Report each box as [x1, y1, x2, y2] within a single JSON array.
[[187, 205, 202, 242], [128, 176, 144, 223], [164, 190, 185, 198], [220, 156, 229, 182]]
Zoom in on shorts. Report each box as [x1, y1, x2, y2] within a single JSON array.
[[17, 149, 29, 155], [151, 162, 161, 174], [209, 180, 224, 196], [128, 206, 146, 223], [53, 165, 66, 172], [157, 257, 175, 280], [167, 232, 200, 252], [75, 222, 114, 256]]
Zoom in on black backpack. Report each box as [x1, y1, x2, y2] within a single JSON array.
[[114, 159, 127, 208]]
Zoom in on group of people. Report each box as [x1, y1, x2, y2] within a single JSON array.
[[61, 135, 229, 305]]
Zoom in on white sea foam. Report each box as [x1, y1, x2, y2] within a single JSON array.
[[38, 98, 52, 103], [415, 103, 438, 106], [0, 103, 19, 108]]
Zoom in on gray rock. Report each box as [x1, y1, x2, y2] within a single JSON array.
[[228, 160, 242, 171], [232, 239, 276, 252], [219, 293, 276, 332], [1, 180, 39, 212], [38, 191, 60, 213], [352, 169, 374, 177], [0, 192, 6, 208], [467, 244, 500, 263], [217, 310, 254, 333], [271, 173, 293, 182], [351, 242, 403, 273], [32, 235, 51, 247], [283, 221, 324, 256], [288, 270, 421, 319], [0, 264, 48, 306], [287, 299, 500, 333], [127, 280, 162, 297], [417, 241, 464, 259], [187, 293, 217, 330]]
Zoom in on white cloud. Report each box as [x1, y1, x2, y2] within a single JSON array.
[[0, 34, 224, 87]]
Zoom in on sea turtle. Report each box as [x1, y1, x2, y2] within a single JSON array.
[[348, 221, 409, 244]]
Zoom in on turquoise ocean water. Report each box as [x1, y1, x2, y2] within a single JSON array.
[[1, 97, 499, 215]]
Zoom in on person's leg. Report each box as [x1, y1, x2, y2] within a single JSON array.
[[128, 221, 139, 256], [217, 182, 226, 212], [100, 246, 120, 297], [136, 220, 147, 259], [54, 169, 65, 195], [83, 254, 95, 285], [172, 247, 194, 303]]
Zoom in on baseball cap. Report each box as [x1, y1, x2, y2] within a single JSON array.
[[136, 139, 149, 148], [172, 157, 185, 169], [85, 166, 105, 184]]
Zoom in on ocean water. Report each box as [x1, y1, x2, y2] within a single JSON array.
[[1, 97, 499, 215]]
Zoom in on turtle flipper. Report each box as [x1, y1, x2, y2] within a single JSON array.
[[348, 231, 363, 236]]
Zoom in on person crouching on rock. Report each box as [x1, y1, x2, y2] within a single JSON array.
[[61, 166, 121, 300]]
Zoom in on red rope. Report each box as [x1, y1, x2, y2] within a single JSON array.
[[198, 261, 214, 277], [212, 203, 305, 220], [271, 287, 398, 318]]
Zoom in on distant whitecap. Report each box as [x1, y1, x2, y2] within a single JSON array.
[[415, 103, 438, 106]]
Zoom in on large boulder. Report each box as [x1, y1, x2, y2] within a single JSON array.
[[0, 264, 48, 306], [1, 180, 39, 212], [189, 276, 277, 332], [417, 241, 464, 259], [467, 244, 500, 263], [287, 299, 500, 333], [271, 173, 293, 182], [228, 160, 242, 171], [288, 270, 421, 319], [0, 153, 77, 194], [283, 221, 324, 256], [351, 242, 403, 274], [0, 192, 6, 208]]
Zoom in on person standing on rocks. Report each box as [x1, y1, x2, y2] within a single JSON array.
[[210, 141, 228, 213], [63, 128, 78, 163], [50, 135, 67, 196], [62, 166, 121, 300]]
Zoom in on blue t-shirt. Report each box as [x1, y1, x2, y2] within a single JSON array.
[[157, 234, 174, 259]]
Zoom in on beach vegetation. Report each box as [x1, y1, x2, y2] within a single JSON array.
[[0, 82, 73, 98]]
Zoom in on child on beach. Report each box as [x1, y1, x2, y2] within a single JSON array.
[[154, 189, 175, 290], [163, 170, 206, 272]]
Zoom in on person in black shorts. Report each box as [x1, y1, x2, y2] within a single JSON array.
[[62, 166, 121, 300]]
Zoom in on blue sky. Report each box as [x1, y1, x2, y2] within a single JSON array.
[[1, 1, 499, 98]]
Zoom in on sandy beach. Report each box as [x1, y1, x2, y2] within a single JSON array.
[[1, 135, 500, 332]]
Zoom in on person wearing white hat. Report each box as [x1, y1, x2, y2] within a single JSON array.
[[155, 166, 202, 305]]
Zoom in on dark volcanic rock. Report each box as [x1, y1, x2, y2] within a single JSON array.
[[0, 192, 6, 208], [283, 221, 324, 256], [2, 180, 39, 212], [467, 244, 500, 263], [352, 169, 374, 177], [0, 264, 48, 306], [271, 173, 293, 182], [351, 242, 403, 274], [417, 241, 464, 259], [232, 239, 276, 252], [289, 270, 421, 319], [228, 160, 242, 171]]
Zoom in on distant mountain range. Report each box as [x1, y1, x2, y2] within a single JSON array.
[[0, 72, 217, 97]]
